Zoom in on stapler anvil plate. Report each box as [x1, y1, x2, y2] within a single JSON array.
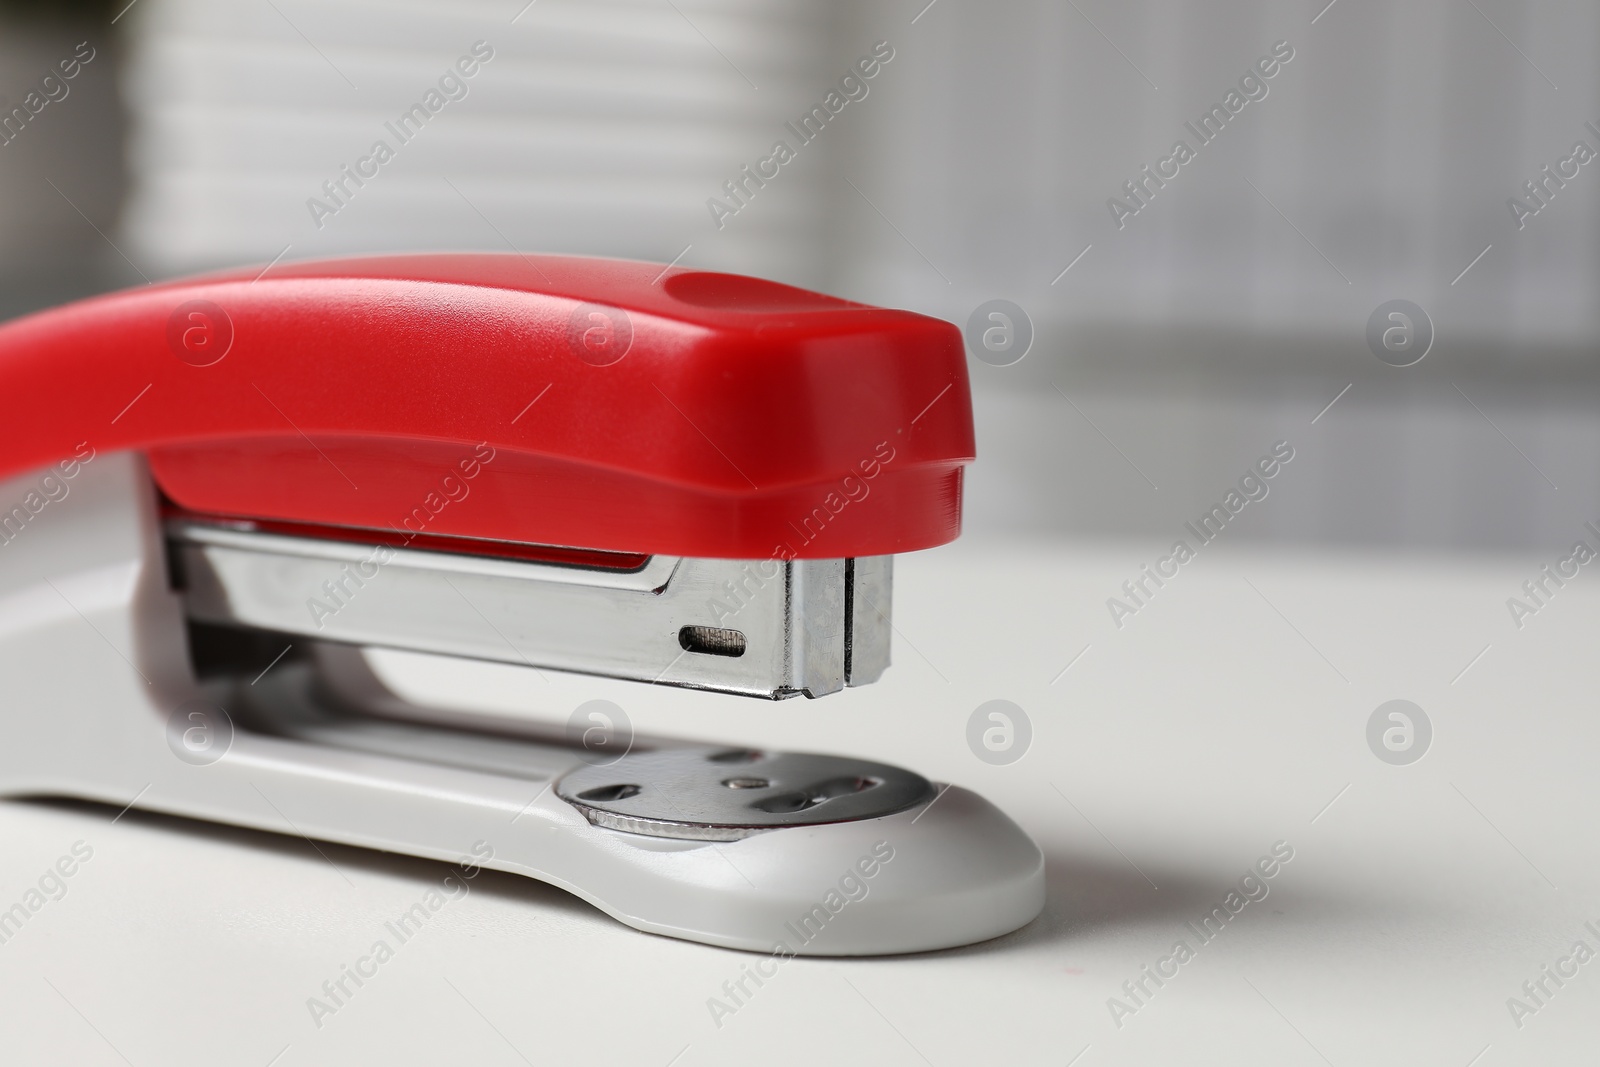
[[0, 255, 1044, 954]]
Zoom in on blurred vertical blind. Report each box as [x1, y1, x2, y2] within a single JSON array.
[[121, 0, 1600, 346], [836, 0, 1600, 347], [120, 0, 834, 282]]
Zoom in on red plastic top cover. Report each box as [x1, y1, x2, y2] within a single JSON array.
[[0, 254, 973, 559]]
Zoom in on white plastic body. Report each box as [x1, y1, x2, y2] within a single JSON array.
[[0, 455, 1044, 955]]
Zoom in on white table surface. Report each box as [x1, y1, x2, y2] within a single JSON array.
[[2, 535, 1596, 1066]]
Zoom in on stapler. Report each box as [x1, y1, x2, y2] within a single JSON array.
[[0, 255, 1043, 954]]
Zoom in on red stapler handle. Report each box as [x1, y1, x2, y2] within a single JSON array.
[[0, 254, 973, 558]]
